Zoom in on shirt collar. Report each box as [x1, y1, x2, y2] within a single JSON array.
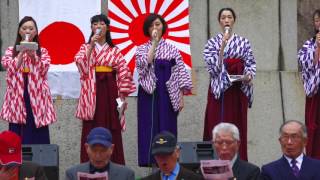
[[230, 153, 238, 167], [284, 153, 304, 170], [95, 42, 108, 52], [89, 162, 110, 174], [161, 163, 180, 179]]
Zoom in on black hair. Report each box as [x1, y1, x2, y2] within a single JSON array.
[[143, 13, 167, 37], [313, 9, 320, 34], [88, 14, 114, 47], [218, 7, 237, 22], [13, 16, 41, 58]]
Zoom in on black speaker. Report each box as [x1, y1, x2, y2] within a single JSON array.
[[22, 144, 59, 180], [178, 141, 215, 173]]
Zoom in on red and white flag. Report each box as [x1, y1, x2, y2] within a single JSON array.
[[19, 0, 101, 98], [108, 0, 192, 94]]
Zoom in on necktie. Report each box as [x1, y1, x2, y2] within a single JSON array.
[[291, 159, 299, 177]]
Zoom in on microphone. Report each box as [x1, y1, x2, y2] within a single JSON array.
[[24, 34, 30, 42], [224, 26, 231, 35], [95, 28, 101, 35]]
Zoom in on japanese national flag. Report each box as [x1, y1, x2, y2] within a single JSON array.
[[18, 0, 101, 98]]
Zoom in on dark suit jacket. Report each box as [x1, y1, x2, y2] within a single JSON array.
[[19, 161, 47, 180], [232, 158, 260, 180], [141, 165, 203, 180], [65, 162, 135, 180], [260, 155, 320, 180]]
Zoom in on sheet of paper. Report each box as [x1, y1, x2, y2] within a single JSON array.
[[77, 172, 108, 180], [200, 160, 234, 180]]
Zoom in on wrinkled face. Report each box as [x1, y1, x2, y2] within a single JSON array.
[[213, 131, 239, 160], [154, 148, 179, 175], [91, 21, 108, 38], [19, 20, 37, 42], [279, 122, 307, 159], [219, 10, 235, 31], [148, 18, 163, 38], [86, 144, 113, 169], [314, 14, 320, 32]]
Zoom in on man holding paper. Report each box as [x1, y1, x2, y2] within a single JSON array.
[[65, 127, 134, 180], [208, 122, 260, 180]]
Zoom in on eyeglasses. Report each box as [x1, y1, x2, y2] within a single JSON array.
[[214, 140, 237, 146], [280, 134, 303, 142]]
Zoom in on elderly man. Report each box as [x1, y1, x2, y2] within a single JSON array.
[[65, 127, 134, 180], [142, 131, 203, 180], [0, 130, 47, 180], [212, 122, 260, 180], [260, 120, 320, 180]]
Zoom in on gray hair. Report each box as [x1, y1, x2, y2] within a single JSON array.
[[279, 120, 307, 138], [212, 122, 240, 141]]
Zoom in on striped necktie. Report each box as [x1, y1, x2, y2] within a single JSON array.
[[291, 159, 299, 177]]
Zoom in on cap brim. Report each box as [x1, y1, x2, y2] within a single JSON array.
[[87, 139, 112, 147], [0, 153, 22, 165], [152, 147, 175, 155]]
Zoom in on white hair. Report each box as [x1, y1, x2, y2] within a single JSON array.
[[212, 122, 240, 141]]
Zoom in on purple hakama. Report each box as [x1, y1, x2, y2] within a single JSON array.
[[138, 59, 178, 167]]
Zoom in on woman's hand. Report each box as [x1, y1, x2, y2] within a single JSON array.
[[242, 74, 253, 84], [147, 29, 160, 64]]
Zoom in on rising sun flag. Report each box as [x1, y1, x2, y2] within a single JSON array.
[[108, 0, 192, 76]]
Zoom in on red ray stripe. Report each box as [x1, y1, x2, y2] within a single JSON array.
[[130, 0, 142, 15], [145, 0, 151, 13], [166, 36, 190, 44], [109, 11, 130, 26], [110, 0, 136, 19], [110, 26, 129, 33], [166, 9, 189, 25], [154, 0, 164, 14], [168, 23, 189, 31], [118, 43, 135, 56], [161, 0, 183, 18], [180, 51, 192, 67], [112, 37, 130, 44], [127, 57, 136, 73]]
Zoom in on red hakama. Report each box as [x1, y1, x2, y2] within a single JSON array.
[[203, 58, 248, 161]]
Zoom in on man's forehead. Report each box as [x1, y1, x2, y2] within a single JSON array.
[[216, 131, 234, 139]]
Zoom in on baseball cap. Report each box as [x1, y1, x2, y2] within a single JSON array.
[[151, 131, 177, 155], [0, 131, 22, 165], [86, 127, 112, 147]]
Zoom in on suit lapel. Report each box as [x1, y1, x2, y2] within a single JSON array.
[[279, 156, 298, 179], [299, 155, 310, 179], [232, 157, 240, 178], [108, 162, 119, 179]]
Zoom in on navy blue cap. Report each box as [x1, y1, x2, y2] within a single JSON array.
[[151, 131, 177, 155], [86, 127, 112, 147]]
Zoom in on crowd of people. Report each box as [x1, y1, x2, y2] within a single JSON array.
[[0, 6, 320, 180]]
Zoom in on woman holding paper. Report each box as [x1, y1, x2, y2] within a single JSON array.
[[75, 14, 136, 164], [135, 13, 193, 167], [298, 9, 320, 159], [202, 8, 256, 161], [0, 16, 56, 144]]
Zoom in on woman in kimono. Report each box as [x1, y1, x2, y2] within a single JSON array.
[[0, 16, 56, 144], [203, 8, 256, 161], [135, 13, 192, 167], [298, 9, 320, 159], [75, 14, 136, 164]]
